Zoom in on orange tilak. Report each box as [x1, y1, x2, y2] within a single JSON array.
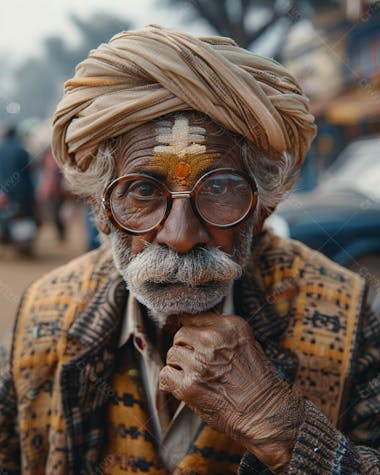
[[151, 152, 220, 187], [174, 161, 191, 180]]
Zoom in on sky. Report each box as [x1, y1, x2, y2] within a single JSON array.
[[0, 0, 212, 63], [0, 0, 285, 123]]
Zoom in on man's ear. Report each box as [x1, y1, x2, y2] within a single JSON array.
[[95, 213, 111, 235], [253, 207, 274, 235]]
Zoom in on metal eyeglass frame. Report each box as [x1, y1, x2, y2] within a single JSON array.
[[102, 167, 258, 235]]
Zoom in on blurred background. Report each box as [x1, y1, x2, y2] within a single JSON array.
[[1, 0, 380, 338]]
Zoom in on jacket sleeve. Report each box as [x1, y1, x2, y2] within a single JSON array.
[[239, 302, 380, 474], [0, 330, 21, 474]]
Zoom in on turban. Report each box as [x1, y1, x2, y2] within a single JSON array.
[[52, 25, 316, 171]]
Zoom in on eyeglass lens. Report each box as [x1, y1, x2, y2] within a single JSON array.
[[111, 179, 167, 231], [196, 173, 252, 226], [109, 172, 254, 232]]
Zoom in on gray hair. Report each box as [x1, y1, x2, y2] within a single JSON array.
[[241, 143, 300, 217], [62, 121, 300, 228], [62, 142, 116, 229]]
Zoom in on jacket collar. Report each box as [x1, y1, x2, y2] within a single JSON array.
[[235, 230, 300, 382], [234, 270, 299, 384], [62, 248, 128, 473], [67, 247, 128, 347]]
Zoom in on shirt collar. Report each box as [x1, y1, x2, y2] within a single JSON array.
[[118, 291, 144, 348]]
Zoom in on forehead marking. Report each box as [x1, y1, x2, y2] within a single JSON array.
[[154, 118, 206, 157], [152, 118, 219, 186]]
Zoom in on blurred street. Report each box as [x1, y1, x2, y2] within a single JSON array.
[[0, 210, 87, 341]]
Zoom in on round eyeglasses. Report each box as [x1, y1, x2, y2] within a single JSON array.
[[102, 168, 258, 235]]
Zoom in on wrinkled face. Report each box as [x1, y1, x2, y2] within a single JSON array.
[[107, 112, 257, 324]]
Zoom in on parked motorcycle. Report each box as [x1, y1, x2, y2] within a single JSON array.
[[0, 195, 37, 255]]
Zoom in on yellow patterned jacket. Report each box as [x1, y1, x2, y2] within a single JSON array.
[[0, 230, 380, 474]]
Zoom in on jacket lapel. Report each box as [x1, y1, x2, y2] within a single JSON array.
[[235, 268, 299, 385], [61, 266, 128, 474]]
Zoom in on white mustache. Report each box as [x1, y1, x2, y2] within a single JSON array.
[[125, 245, 242, 288]]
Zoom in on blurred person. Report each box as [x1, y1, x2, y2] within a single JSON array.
[[0, 26, 379, 475], [37, 146, 66, 241], [85, 206, 101, 251], [0, 124, 37, 251]]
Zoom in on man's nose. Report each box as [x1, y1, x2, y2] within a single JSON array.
[[156, 198, 210, 253]]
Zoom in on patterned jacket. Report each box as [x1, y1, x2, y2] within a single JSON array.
[[0, 230, 379, 474]]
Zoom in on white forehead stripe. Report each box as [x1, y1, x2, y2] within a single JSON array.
[[154, 118, 206, 157]]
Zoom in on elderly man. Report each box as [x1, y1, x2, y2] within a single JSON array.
[[0, 26, 379, 475]]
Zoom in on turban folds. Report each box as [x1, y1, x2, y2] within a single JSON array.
[[52, 25, 316, 171]]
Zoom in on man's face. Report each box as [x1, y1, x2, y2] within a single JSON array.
[[107, 112, 256, 323]]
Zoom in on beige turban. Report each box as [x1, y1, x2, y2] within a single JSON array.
[[52, 25, 316, 171]]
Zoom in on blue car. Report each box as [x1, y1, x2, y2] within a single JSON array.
[[273, 136, 380, 283]]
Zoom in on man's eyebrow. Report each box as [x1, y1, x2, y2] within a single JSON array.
[[126, 168, 166, 181]]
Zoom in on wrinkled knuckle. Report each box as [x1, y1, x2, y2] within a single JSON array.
[[197, 346, 216, 364], [235, 320, 253, 340], [197, 332, 210, 346], [159, 373, 170, 391], [174, 327, 187, 344], [224, 316, 238, 329], [223, 316, 246, 335], [199, 330, 222, 349], [159, 365, 170, 380], [166, 346, 177, 364]]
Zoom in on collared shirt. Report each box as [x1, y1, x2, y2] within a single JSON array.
[[118, 288, 234, 471]]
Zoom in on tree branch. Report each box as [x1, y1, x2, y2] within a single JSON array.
[[190, 0, 231, 37]]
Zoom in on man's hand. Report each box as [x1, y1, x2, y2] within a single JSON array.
[[159, 313, 304, 472]]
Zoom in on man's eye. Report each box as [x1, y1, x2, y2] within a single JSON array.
[[205, 179, 228, 195], [129, 181, 160, 199]]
